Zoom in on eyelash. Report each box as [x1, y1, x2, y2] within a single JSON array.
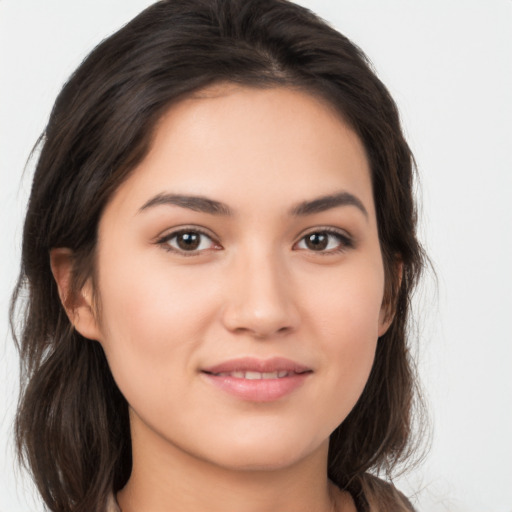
[[156, 227, 354, 256], [156, 227, 219, 257], [295, 228, 354, 255]]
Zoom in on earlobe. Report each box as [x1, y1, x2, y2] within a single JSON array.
[[377, 308, 394, 337], [378, 260, 404, 337], [49, 248, 102, 341]]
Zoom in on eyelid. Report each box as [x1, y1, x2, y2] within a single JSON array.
[[155, 225, 222, 256], [294, 227, 354, 253], [154, 225, 354, 256]]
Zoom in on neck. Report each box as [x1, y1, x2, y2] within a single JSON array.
[[116, 415, 354, 512]]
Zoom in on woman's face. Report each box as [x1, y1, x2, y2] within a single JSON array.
[[86, 85, 390, 471]]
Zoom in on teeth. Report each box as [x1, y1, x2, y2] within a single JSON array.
[[215, 371, 290, 379]]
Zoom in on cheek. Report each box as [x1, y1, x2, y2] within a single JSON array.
[[98, 242, 210, 339], [93, 249, 219, 391], [94, 262, 218, 433], [304, 261, 384, 412], [306, 256, 385, 340]]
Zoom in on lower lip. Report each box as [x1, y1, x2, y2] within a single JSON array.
[[201, 372, 310, 402]]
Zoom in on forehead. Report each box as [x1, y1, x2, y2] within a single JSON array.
[[105, 85, 375, 221]]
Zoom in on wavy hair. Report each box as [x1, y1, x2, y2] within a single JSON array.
[[11, 1, 427, 510]]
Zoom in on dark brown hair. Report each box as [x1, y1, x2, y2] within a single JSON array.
[[11, 1, 426, 510]]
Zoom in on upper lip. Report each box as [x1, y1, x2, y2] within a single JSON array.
[[202, 357, 312, 375]]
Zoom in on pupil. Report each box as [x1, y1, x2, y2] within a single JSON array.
[[306, 233, 328, 250], [177, 232, 200, 250]]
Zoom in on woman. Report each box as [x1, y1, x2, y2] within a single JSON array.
[[11, 0, 426, 510]]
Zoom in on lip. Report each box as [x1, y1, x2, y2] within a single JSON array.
[[202, 357, 311, 375], [201, 357, 312, 402]]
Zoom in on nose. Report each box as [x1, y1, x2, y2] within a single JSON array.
[[220, 249, 300, 339]]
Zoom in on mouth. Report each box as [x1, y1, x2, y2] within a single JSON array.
[[202, 356, 312, 375], [205, 370, 299, 379], [201, 357, 312, 402]]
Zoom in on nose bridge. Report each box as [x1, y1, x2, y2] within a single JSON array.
[[221, 242, 298, 337]]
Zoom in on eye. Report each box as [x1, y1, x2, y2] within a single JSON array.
[[295, 229, 353, 253], [157, 228, 220, 255]]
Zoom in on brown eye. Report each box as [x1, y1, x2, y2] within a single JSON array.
[[296, 230, 353, 253], [304, 233, 329, 251], [176, 232, 201, 250], [160, 229, 218, 254]]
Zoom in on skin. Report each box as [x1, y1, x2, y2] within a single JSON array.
[[52, 85, 392, 512]]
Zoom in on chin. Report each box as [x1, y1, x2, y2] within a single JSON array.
[[199, 432, 326, 472]]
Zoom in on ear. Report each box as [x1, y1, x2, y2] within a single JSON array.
[[50, 248, 102, 341], [377, 260, 404, 337]]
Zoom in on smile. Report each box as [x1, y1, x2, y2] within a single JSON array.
[[210, 370, 293, 379], [201, 357, 312, 402]]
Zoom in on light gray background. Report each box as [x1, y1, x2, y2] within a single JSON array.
[[1, 1, 511, 511]]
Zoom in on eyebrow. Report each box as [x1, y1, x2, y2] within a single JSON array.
[[139, 193, 233, 215], [138, 191, 368, 219], [290, 191, 368, 218]]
